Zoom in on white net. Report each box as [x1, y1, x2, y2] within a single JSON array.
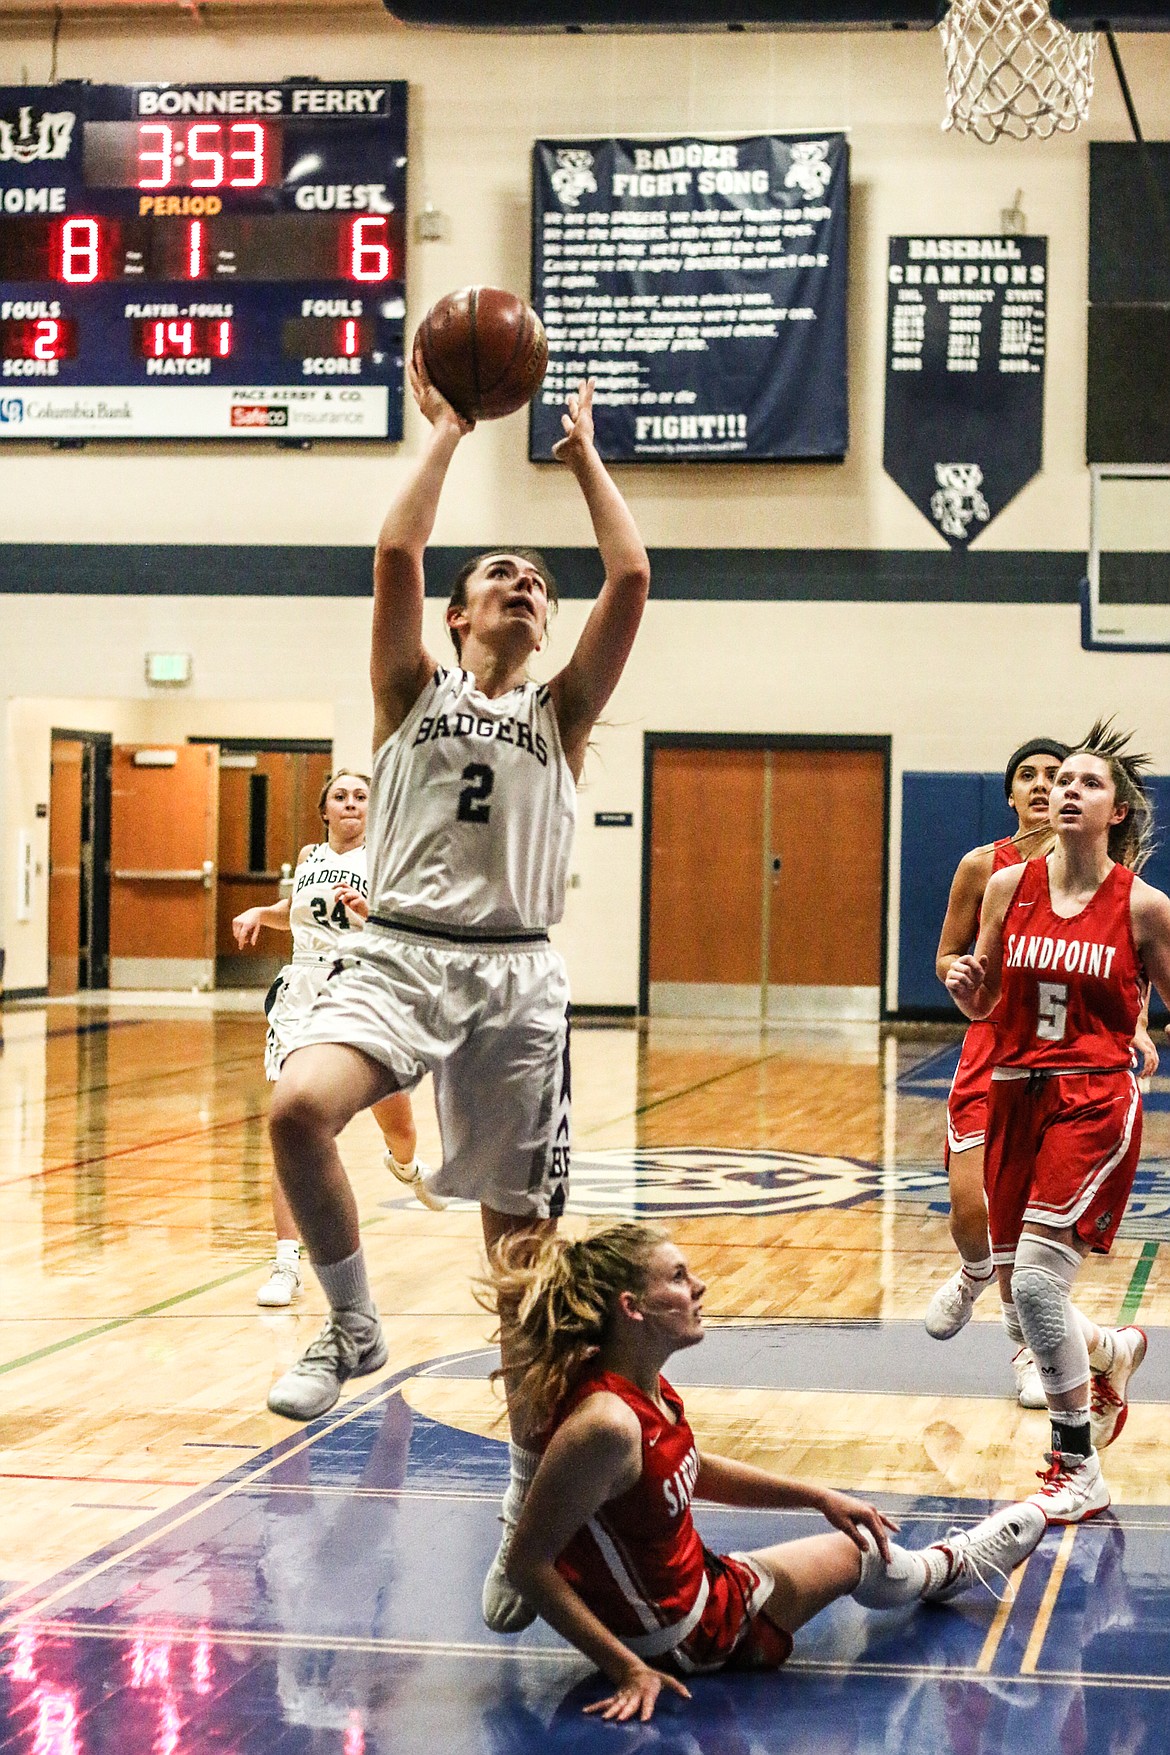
[[940, 0, 1098, 144]]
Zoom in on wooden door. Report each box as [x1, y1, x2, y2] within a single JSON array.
[[766, 748, 885, 1021], [109, 744, 219, 990], [215, 749, 335, 984], [648, 747, 767, 1017], [647, 742, 886, 1021], [48, 738, 84, 996]]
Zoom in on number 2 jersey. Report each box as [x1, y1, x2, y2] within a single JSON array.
[[995, 856, 1143, 1072], [365, 667, 577, 935]]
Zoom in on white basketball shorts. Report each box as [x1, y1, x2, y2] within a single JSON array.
[[264, 961, 333, 1083], [289, 920, 572, 1221]]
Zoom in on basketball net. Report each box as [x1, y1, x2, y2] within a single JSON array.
[[940, 0, 1098, 144]]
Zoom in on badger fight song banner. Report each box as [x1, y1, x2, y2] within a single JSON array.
[[530, 133, 849, 463]]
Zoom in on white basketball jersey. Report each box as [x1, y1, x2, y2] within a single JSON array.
[[288, 842, 369, 962], [366, 667, 577, 934]]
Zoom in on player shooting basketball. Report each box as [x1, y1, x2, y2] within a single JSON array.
[[263, 345, 650, 1639]]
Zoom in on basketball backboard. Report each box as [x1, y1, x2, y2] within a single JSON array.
[[1083, 465, 1170, 652]]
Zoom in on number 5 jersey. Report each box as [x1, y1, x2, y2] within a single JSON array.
[[365, 667, 577, 935], [994, 856, 1143, 1071]]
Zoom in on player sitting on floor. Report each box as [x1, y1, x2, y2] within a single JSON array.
[[485, 1223, 1045, 1723]]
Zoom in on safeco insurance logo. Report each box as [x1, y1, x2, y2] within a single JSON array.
[[0, 396, 24, 423], [231, 404, 289, 429]]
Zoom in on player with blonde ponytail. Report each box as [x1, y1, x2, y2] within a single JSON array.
[[485, 1224, 1044, 1723]]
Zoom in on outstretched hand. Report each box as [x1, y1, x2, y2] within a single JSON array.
[[582, 1660, 691, 1723], [1132, 1020, 1159, 1080], [409, 346, 475, 436], [817, 1489, 899, 1565], [552, 378, 596, 466], [232, 907, 264, 948]]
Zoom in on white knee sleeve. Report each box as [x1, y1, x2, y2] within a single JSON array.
[[1011, 1236, 1089, 1397]]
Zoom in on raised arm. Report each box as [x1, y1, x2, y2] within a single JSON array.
[[945, 863, 1024, 1020], [506, 1396, 691, 1723], [547, 381, 651, 779], [370, 357, 474, 749], [935, 845, 994, 984]]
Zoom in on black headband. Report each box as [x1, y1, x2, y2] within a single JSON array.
[[1004, 738, 1071, 801]]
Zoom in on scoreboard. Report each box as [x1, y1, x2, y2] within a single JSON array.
[[0, 80, 406, 441]]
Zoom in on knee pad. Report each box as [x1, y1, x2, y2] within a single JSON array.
[[1011, 1235, 1088, 1396]]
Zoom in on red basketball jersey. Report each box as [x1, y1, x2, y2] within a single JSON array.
[[551, 1368, 710, 1655], [996, 857, 1142, 1071], [952, 837, 1025, 1089]]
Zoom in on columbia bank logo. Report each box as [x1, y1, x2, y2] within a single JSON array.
[[0, 396, 24, 423]]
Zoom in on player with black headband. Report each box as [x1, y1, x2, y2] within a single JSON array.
[[926, 738, 1068, 1403]]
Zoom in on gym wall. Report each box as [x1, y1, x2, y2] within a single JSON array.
[[2, 11, 1169, 1006]]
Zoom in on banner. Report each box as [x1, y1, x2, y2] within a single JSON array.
[[530, 133, 848, 463], [883, 236, 1047, 548]]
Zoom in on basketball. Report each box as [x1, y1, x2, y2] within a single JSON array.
[[413, 286, 548, 422]]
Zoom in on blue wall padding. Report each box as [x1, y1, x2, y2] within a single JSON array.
[[900, 770, 1170, 1014]]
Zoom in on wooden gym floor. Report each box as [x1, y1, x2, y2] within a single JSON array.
[[2, 997, 1169, 1752]]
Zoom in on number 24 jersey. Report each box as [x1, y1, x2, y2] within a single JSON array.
[[996, 856, 1142, 1071], [288, 841, 368, 963], [366, 667, 577, 935]]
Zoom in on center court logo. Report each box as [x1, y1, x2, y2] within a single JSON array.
[[386, 1148, 946, 1220]]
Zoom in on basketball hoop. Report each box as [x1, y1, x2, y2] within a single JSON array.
[[940, 0, 1098, 144]]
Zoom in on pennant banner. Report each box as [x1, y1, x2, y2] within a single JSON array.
[[883, 235, 1047, 548]]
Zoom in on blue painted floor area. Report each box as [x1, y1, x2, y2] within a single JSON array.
[[3, 1349, 1170, 1753], [428, 1322, 1170, 1403], [899, 1040, 1170, 1113]]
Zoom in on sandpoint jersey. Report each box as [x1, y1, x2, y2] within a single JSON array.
[[550, 1368, 710, 1657], [288, 842, 368, 964], [366, 667, 576, 935], [952, 837, 1024, 1088], [995, 857, 1142, 1071]]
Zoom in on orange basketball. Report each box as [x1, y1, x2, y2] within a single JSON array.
[[413, 286, 548, 422]]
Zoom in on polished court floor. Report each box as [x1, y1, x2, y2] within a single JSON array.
[[2, 998, 1169, 1752]]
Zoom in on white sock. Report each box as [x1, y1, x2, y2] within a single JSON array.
[[852, 1534, 936, 1608], [314, 1247, 375, 1320], [1001, 1299, 1026, 1347], [503, 1441, 540, 1523], [1084, 1322, 1115, 1374], [275, 1238, 301, 1266], [960, 1256, 994, 1289], [390, 1153, 417, 1176]]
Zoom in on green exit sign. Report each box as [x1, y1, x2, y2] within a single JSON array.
[[145, 652, 192, 687]]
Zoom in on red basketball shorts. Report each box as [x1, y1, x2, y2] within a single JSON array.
[[984, 1069, 1142, 1264], [945, 1021, 997, 1162], [669, 1549, 790, 1676]]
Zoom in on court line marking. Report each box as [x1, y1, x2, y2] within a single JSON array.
[[1120, 1240, 1160, 1323], [0, 1211, 391, 1379], [0, 1366, 416, 1624], [974, 1552, 1035, 1672], [19, 1620, 1170, 1691], [1020, 1524, 1076, 1674], [0, 1106, 262, 1191]]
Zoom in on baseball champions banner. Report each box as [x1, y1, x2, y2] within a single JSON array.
[[530, 133, 849, 463], [883, 235, 1048, 548]]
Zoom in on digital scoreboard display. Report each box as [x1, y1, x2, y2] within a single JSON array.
[[0, 80, 406, 441]]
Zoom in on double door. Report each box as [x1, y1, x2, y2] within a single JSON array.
[[645, 740, 887, 1021]]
